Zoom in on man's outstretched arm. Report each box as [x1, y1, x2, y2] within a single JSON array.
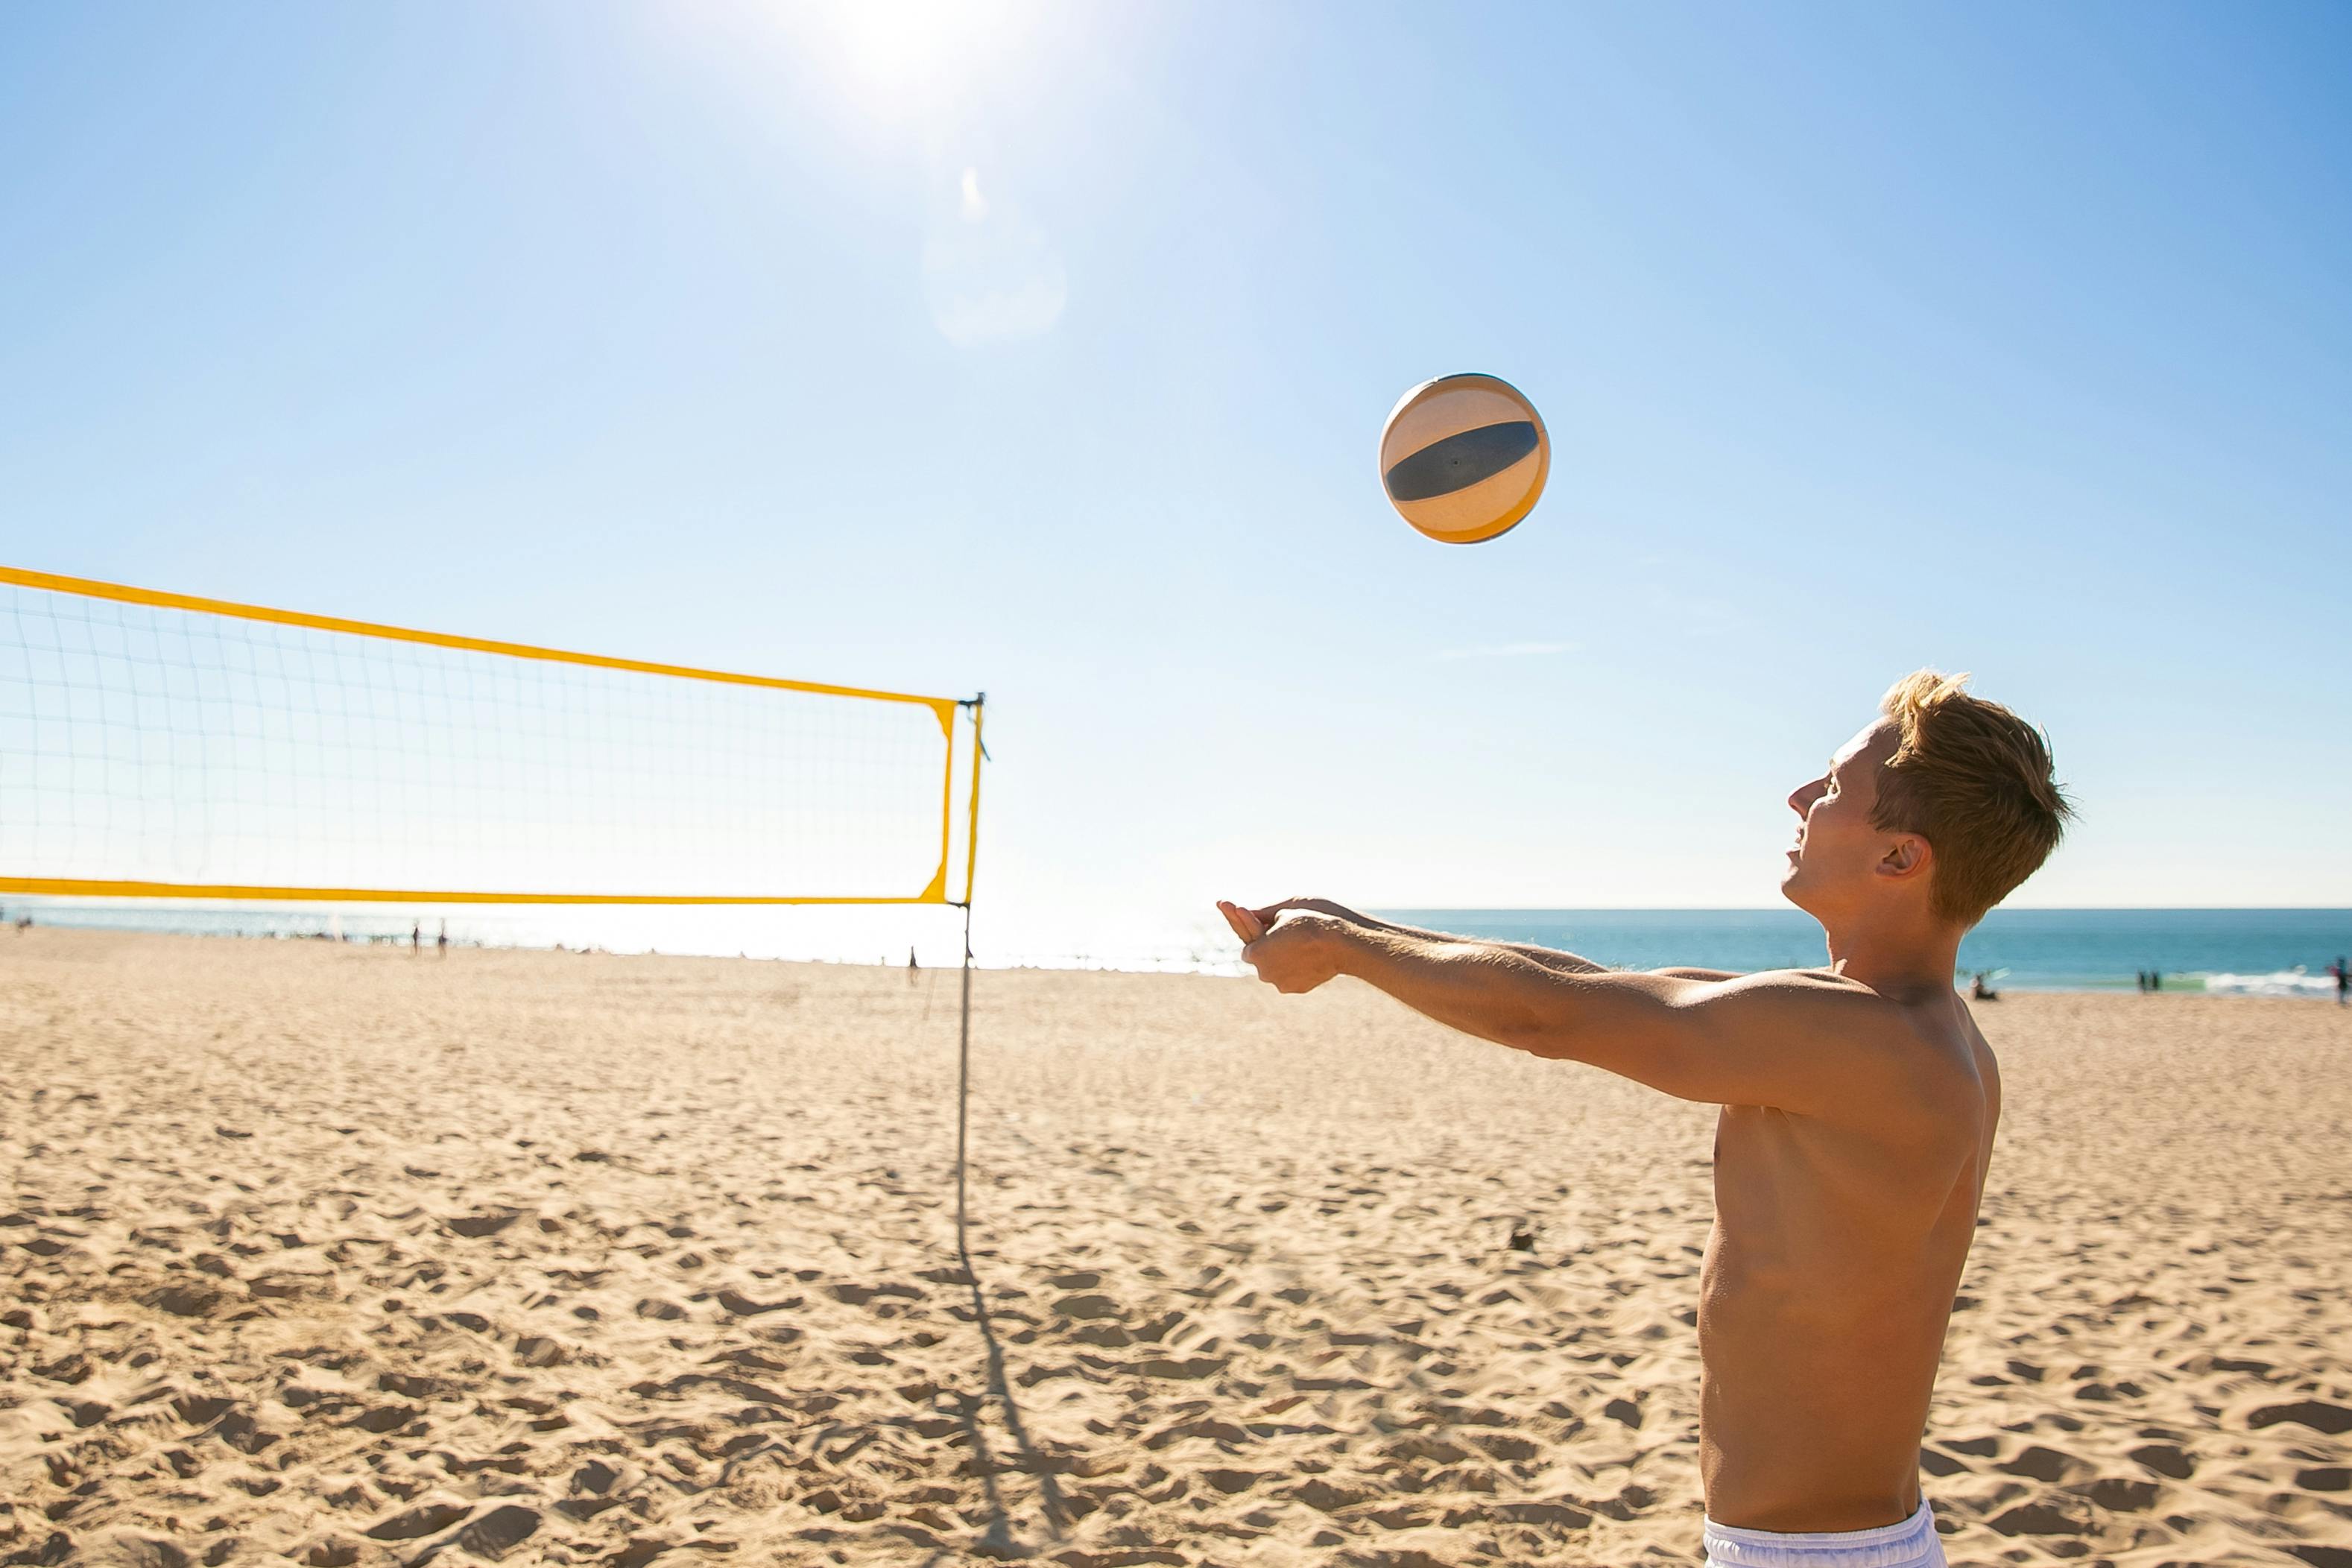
[[1234, 911, 1882, 1114], [1224, 898, 1613, 975], [1224, 900, 1739, 981]]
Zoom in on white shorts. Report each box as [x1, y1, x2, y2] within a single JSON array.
[[1702, 1500, 1944, 1568]]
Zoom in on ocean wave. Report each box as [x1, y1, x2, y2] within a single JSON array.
[[2201, 969, 2340, 998]]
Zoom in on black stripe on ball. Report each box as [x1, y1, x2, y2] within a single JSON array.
[[1383, 420, 1540, 503]]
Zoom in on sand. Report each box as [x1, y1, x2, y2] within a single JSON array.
[[1, 929, 2348, 1568]]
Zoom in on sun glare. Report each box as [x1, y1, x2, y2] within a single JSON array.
[[809, 0, 1043, 112]]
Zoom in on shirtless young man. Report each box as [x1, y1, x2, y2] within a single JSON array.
[[1221, 671, 2070, 1568]]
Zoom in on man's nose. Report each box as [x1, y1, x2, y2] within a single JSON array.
[[1788, 780, 1823, 815]]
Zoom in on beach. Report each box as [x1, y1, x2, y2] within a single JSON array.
[[2, 929, 2347, 1567]]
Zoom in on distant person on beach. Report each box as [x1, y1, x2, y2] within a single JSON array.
[[2334, 955, 2348, 1006], [1970, 970, 1999, 1001], [411, 921, 421, 954], [908, 946, 919, 984], [2149, 968, 2161, 991], [1225, 671, 2070, 1567], [437, 920, 448, 957]]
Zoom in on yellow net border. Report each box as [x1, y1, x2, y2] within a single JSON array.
[[0, 565, 983, 908]]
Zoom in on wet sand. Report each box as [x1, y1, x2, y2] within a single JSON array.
[[2, 929, 2348, 1567]]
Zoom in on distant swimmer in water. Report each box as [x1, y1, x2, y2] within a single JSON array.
[[1226, 671, 2070, 1567]]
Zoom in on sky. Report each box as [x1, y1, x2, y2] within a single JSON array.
[[2, 2, 2348, 962]]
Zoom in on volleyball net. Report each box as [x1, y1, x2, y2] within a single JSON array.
[[0, 566, 983, 910]]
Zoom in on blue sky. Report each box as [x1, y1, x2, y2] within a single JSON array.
[[3, 2, 2347, 960]]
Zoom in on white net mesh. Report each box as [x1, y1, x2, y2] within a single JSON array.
[[0, 578, 957, 902]]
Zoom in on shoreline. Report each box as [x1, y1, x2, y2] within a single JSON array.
[[4, 902, 2344, 998]]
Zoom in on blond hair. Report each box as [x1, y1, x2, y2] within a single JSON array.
[[1874, 671, 2072, 925]]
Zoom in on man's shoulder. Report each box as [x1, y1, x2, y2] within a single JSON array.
[[1706, 966, 1900, 1019], [1716, 966, 1961, 1025], [1710, 970, 1979, 1098], [1689, 967, 1919, 1056]]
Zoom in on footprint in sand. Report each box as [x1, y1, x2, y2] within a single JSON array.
[[1388, 1435, 1472, 1466], [147, 1283, 228, 1318], [1142, 1416, 1248, 1450], [453, 1503, 540, 1561], [557, 1459, 640, 1520], [1131, 1354, 1225, 1381], [2251, 1400, 2352, 1436], [1997, 1444, 2089, 1484], [375, 1372, 448, 1400], [1987, 1497, 2093, 1537], [363, 1499, 471, 1541], [829, 1281, 922, 1307], [350, 1403, 421, 1434], [2077, 1476, 2161, 1511], [1470, 1432, 1540, 1462], [441, 1210, 521, 1239], [714, 1287, 796, 1316]]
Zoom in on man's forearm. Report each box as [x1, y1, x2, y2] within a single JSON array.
[[1328, 924, 1642, 1058], [1419, 929, 1611, 976], [1321, 902, 1725, 981], [1312, 903, 1610, 976]]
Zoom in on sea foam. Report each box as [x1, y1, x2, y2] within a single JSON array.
[[2201, 968, 2339, 998]]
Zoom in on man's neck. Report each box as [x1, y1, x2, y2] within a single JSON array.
[[1818, 913, 1965, 1005]]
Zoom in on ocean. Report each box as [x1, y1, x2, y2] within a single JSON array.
[[4, 899, 2347, 996]]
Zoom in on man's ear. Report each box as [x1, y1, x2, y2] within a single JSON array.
[[1877, 835, 1932, 884]]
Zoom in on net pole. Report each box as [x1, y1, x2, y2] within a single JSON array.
[[956, 896, 973, 1256], [955, 694, 984, 1260]]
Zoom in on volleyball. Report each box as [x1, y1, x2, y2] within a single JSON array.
[[1378, 373, 1550, 544]]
